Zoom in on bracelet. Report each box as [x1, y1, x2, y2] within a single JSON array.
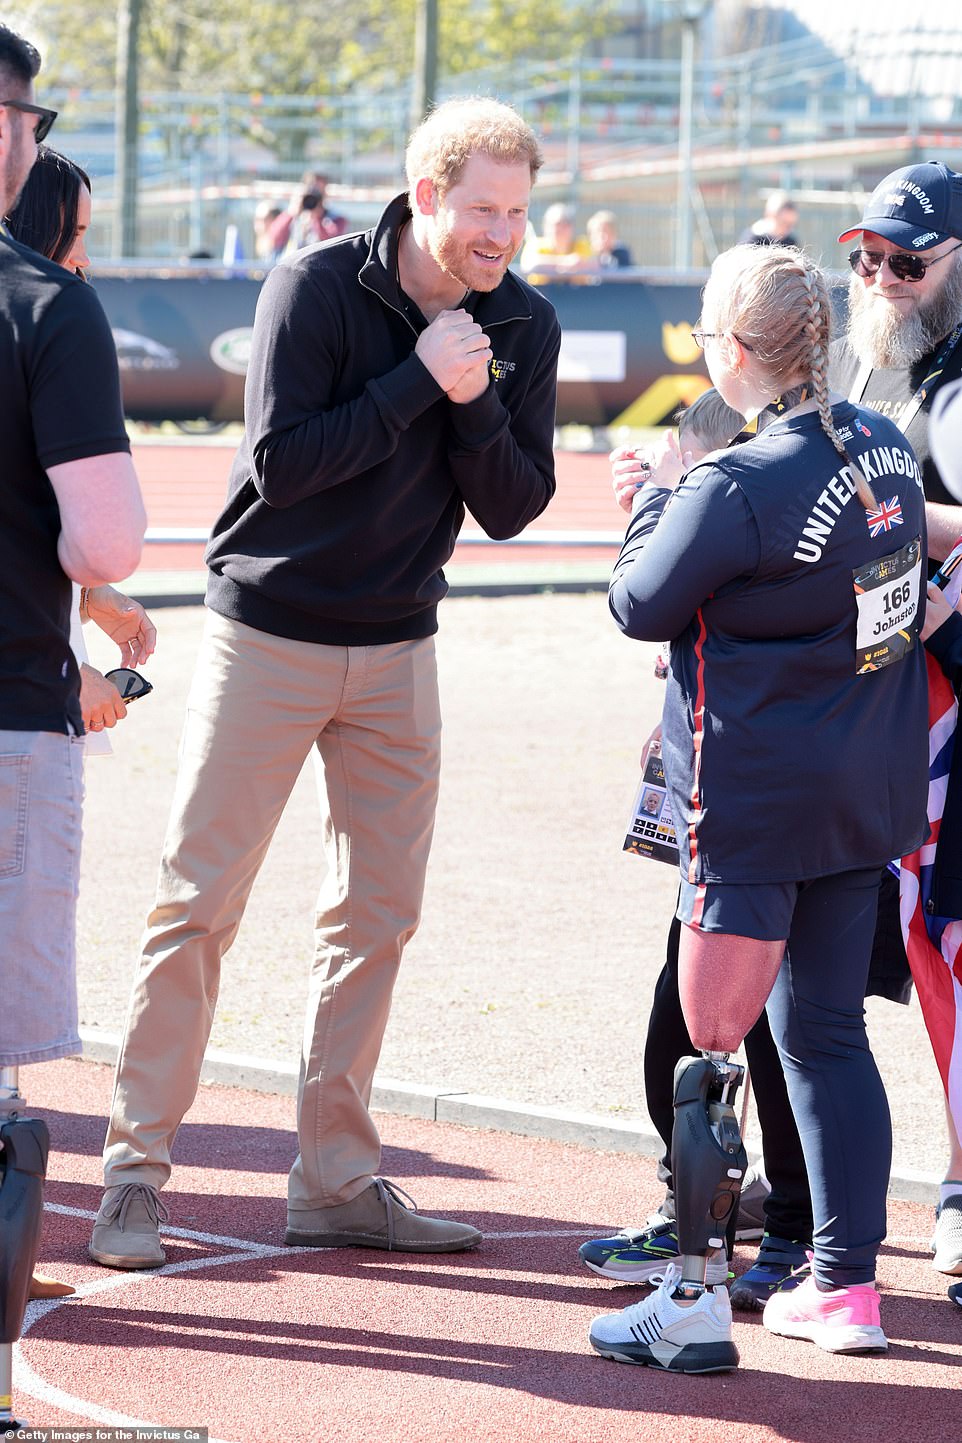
[[79, 585, 90, 620]]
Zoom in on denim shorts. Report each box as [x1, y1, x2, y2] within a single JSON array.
[[0, 729, 85, 1065]]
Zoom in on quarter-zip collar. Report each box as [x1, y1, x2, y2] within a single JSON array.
[[359, 192, 534, 331]]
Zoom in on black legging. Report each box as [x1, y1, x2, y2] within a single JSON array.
[[766, 866, 891, 1288]]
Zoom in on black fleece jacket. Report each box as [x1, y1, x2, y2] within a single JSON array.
[[205, 195, 561, 644]]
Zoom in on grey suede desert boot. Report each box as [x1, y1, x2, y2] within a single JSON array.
[[285, 1177, 482, 1253], [89, 1182, 169, 1269]]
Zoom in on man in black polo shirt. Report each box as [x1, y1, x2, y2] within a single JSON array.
[[0, 23, 145, 1131]]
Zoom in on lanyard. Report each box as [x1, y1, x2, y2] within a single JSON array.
[[848, 321, 962, 435]]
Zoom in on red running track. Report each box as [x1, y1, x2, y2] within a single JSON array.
[[130, 442, 618, 572], [13, 1058, 962, 1443]]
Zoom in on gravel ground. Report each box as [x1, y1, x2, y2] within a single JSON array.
[[78, 596, 948, 1180]]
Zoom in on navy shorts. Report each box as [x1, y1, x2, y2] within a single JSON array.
[[677, 877, 799, 940]]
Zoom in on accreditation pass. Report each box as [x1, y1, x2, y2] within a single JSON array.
[[853, 534, 922, 674], [624, 738, 679, 865]]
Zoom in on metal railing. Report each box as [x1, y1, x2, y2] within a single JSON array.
[[42, 30, 962, 265]]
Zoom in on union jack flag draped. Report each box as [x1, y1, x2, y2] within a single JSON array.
[[899, 545, 962, 1145]]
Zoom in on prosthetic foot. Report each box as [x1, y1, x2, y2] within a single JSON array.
[[0, 1068, 50, 1434], [670, 1052, 748, 1297]]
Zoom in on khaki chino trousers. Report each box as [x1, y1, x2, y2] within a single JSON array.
[[103, 610, 442, 1209]]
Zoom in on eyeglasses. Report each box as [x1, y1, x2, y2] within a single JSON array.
[[848, 241, 962, 283], [0, 99, 58, 142], [691, 328, 754, 352], [104, 668, 153, 702]]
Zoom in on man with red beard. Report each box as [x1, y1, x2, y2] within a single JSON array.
[[831, 161, 962, 1295], [89, 97, 560, 1269]]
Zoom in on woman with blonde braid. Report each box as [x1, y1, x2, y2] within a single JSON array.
[[591, 245, 930, 1371]]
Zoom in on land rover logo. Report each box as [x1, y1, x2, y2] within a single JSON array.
[[210, 327, 253, 375]]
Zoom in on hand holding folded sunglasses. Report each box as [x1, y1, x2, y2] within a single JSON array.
[[83, 667, 152, 732]]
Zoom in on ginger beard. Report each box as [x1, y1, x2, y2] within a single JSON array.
[[427, 202, 514, 294], [848, 252, 962, 368]]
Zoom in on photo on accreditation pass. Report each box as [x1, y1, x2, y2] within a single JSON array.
[[624, 748, 678, 865]]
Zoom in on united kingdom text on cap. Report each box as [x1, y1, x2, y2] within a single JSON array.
[[838, 161, 962, 250]]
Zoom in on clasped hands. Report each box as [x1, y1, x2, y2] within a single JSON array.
[[415, 309, 492, 405]]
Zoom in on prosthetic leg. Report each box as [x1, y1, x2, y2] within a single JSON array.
[[0, 1067, 50, 1435], [587, 1050, 747, 1373], [671, 1051, 748, 1298]]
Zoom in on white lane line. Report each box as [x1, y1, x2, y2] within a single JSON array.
[[43, 1202, 603, 1243], [18, 1217, 319, 1441], [20, 1210, 603, 1431], [43, 1203, 938, 1249], [44, 1200, 283, 1253]]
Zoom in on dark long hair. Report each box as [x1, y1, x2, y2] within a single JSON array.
[[6, 145, 91, 269]]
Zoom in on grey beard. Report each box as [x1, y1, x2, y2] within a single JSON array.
[[847, 256, 962, 368]]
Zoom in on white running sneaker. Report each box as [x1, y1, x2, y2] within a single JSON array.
[[931, 1192, 962, 1275], [588, 1262, 738, 1373]]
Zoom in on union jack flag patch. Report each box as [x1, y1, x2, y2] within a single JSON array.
[[867, 496, 903, 537]]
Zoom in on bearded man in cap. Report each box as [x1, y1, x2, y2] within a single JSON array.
[[831, 160, 962, 1300], [831, 160, 962, 512]]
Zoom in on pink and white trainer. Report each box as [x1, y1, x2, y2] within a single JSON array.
[[763, 1274, 887, 1354]]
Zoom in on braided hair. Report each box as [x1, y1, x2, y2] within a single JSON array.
[[704, 245, 877, 510]]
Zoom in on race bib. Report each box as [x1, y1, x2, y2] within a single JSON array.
[[853, 534, 922, 674]]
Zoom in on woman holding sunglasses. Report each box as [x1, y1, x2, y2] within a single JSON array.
[[6, 146, 155, 743], [590, 243, 929, 1372]]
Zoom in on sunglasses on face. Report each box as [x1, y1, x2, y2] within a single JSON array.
[[848, 241, 962, 283], [104, 668, 153, 702], [0, 98, 58, 142]]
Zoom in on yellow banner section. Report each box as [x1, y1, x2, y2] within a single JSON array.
[[610, 373, 710, 429]]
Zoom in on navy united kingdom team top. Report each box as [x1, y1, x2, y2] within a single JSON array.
[[609, 400, 930, 886]]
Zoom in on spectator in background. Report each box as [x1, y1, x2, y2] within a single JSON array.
[[738, 190, 799, 249], [587, 209, 633, 269], [520, 201, 595, 283], [253, 199, 283, 263], [269, 170, 349, 256]]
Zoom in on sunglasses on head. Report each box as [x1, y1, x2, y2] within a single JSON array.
[[104, 668, 153, 702], [848, 240, 962, 283], [0, 98, 58, 143]]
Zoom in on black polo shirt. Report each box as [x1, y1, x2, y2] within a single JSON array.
[[0, 229, 130, 734]]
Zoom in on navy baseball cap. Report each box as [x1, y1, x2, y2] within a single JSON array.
[[838, 161, 962, 250]]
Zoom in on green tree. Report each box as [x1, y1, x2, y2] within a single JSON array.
[[7, 0, 612, 96]]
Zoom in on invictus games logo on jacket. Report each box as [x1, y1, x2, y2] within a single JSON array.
[[490, 357, 516, 381]]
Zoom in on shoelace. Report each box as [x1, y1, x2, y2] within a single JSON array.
[[101, 1182, 171, 1229], [625, 1261, 682, 1314], [372, 1177, 418, 1250]]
